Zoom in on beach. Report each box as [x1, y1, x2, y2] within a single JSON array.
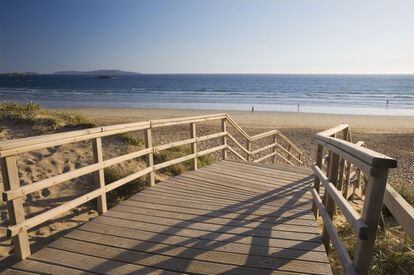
[[64, 107, 414, 133]]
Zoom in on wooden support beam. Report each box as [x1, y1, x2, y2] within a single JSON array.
[[322, 151, 340, 251], [246, 139, 252, 161], [144, 129, 155, 186], [312, 144, 323, 217], [353, 169, 390, 275], [190, 123, 197, 170], [0, 156, 30, 259], [221, 118, 227, 160], [92, 138, 107, 214], [272, 135, 277, 164], [287, 144, 292, 162]]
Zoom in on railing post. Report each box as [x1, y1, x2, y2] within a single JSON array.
[[92, 138, 107, 214], [287, 144, 292, 163], [190, 123, 198, 170], [221, 118, 227, 160], [312, 144, 324, 217], [0, 156, 31, 259], [247, 139, 252, 161], [343, 161, 352, 199], [322, 151, 340, 250], [338, 158, 345, 191], [353, 169, 389, 275], [145, 128, 155, 186], [272, 135, 277, 163]]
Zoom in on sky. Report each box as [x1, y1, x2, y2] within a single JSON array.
[[1, 0, 413, 74]]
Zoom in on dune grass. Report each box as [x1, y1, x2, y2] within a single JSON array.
[[155, 145, 213, 176], [333, 220, 414, 275], [0, 101, 95, 132]]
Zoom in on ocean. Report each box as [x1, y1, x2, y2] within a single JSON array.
[[0, 74, 413, 116]]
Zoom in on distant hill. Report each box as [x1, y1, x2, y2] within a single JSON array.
[[53, 70, 142, 76]]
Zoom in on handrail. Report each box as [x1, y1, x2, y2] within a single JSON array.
[[311, 124, 397, 275], [352, 142, 414, 241], [223, 115, 303, 166], [0, 113, 303, 260], [315, 133, 396, 170]]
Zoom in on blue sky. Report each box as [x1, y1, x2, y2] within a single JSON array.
[[1, 0, 413, 74]]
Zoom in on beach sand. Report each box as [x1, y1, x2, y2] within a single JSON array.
[[63, 107, 414, 134], [0, 107, 413, 266]]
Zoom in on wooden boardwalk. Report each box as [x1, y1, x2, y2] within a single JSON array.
[[6, 160, 332, 274]]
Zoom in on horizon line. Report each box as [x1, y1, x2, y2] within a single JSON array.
[[2, 71, 414, 76]]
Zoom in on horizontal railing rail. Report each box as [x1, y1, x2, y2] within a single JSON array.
[[311, 124, 397, 275], [383, 184, 414, 240], [0, 113, 302, 260]]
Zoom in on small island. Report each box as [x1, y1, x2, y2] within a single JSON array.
[[97, 75, 117, 79]]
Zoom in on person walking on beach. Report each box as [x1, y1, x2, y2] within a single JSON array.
[[386, 99, 389, 109], [251, 106, 255, 112], [297, 103, 300, 112]]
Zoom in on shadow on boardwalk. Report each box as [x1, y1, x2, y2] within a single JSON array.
[[9, 161, 331, 274]]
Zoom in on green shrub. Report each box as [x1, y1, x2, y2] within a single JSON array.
[[104, 166, 146, 208], [118, 132, 144, 147], [0, 101, 95, 131], [335, 218, 414, 274], [154, 145, 214, 176]]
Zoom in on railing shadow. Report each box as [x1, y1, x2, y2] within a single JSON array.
[[53, 163, 325, 274]]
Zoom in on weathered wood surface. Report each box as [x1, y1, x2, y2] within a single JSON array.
[[6, 160, 331, 274]]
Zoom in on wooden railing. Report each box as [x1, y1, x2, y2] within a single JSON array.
[[311, 124, 398, 275], [353, 141, 414, 242], [0, 113, 302, 260]]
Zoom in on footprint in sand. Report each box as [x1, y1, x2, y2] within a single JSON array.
[[47, 147, 58, 155], [41, 188, 51, 197], [32, 152, 43, 161]]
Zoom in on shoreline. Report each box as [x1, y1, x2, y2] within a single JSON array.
[[59, 106, 414, 134]]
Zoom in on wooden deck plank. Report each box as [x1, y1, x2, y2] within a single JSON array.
[[157, 175, 312, 202], [7, 160, 332, 274], [128, 193, 315, 218], [8, 259, 96, 275], [78, 222, 329, 262], [207, 161, 313, 181], [119, 199, 318, 226], [47, 238, 295, 275], [139, 187, 312, 211], [103, 209, 320, 239], [90, 216, 326, 252], [176, 172, 312, 201], [110, 204, 319, 233], [128, 193, 315, 219], [62, 230, 332, 274], [29, 247, 181, 274], [189, 166, 313, 192]]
